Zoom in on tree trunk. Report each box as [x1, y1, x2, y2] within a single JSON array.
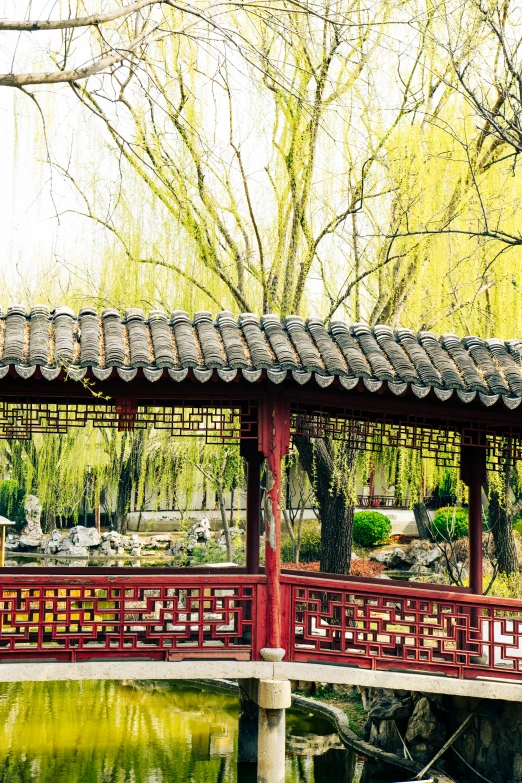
[[217, 485, 233, 561], [488, 487, 519, 575], [116, 465, 132, 534], [413, 502, 432, 540], [295, 437, 355, 574], [282, 508, 298, 564], [46, 509, 56, 532]]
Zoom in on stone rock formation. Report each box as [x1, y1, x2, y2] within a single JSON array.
[[19, 495, 44, 548]]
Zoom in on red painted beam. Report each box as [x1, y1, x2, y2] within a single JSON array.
[[259, 395, 291, 651], [461, 445, 487, 595]]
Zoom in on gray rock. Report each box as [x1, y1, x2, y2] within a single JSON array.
[[368, 692, 413, 721], [70, 526, 102, 548], [368, 719, 403, 754], [57, 539, 89, 557], [188, 518, 211, 544], [102, 531, 132, 550], [19, 494, 43, 548], [405, 696, 445, 745], [42, 529, 64, 554], [150, 535, 171, 549], [130, 547, 141, 557], [99, 539, 115, 556], [19, 531, 44, 549], [402, 540, 442, 568], [372, 548, 408, 568], [5, 534, 20, 551], [351, 551, 361, 561]]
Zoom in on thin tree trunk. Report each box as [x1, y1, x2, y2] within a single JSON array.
[[46, 509, 56, 532], [95, 480, 101, 534], [282, 508, 298, 563], [295, 436, 355, 575], [229, 487, 235, 530], [217, 485, 233, 561]]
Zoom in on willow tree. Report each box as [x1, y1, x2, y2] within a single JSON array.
[[6, 1, 522, 571], [0, 427, 111, 530]]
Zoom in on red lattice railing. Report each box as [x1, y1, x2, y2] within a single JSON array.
[[2, 571, 522, 681], [0, 575, 263, 662], [282, 574, 522, 681]]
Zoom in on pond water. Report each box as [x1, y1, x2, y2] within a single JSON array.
[[0, 680, 397, 783]]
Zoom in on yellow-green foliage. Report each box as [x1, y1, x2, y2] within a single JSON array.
[[488, 572, 522, 600], [6, 0, 522, 339]]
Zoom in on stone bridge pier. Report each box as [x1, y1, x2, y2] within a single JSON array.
[[238, 649, 292, 783]]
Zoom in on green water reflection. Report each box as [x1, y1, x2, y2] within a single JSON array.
[[0, 680, 365, 783]]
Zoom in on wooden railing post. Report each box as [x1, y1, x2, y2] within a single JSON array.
[[258, 395, 291, 654]]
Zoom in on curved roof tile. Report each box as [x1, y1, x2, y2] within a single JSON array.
[[0, 307, 520, 405]]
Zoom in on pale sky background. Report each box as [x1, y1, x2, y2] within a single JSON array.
[[0, 1, 428, 314]]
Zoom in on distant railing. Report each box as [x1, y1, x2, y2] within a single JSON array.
[[356, 495, 411, 509], [356, 495, 451, 510], [1, 571, 522, 682]]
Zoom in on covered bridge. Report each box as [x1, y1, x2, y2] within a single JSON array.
[[0, 305, 520, 683]]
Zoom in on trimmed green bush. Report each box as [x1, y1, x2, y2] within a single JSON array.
[[353, 511, 392, 547], [431, 506, 468, 541]]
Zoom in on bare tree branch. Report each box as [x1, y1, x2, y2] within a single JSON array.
[[0, 0, 164, 31]]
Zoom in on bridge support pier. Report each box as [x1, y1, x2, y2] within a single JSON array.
[[240, 676, 291, 783], [238, 684, 259, 764]]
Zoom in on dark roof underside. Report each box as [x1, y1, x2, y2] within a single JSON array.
[[1, 305, 521, 408]]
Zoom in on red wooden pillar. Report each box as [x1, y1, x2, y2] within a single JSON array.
[[259, 395, 291, 651], [460, 444, 487, 595], [241, 443, 263, 575]]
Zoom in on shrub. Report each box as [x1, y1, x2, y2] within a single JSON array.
[[350, 559, 386, 577], [280, 537, 294, 562], [353, 511, 392, 547], [190, 540, 227, 565], [0, 480, 26, 525], [431, 506, 468, 542], [299, 526, 322, 562], [281, 523, 322, 563]]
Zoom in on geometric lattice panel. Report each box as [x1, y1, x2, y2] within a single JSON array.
[[290, 583, 522, 679], [291, 403, 522, 471], [0, 580, 255, 661], [0, 399, 258, 443]]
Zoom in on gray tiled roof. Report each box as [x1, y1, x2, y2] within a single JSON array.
[[0, 305, 522, 408]]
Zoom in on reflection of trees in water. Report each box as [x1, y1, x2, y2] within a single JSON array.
[[0, 681, 238, 783], [0, 681, 360, 783], [314, 749, 355, 782], [286, 746, 356, 782]]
